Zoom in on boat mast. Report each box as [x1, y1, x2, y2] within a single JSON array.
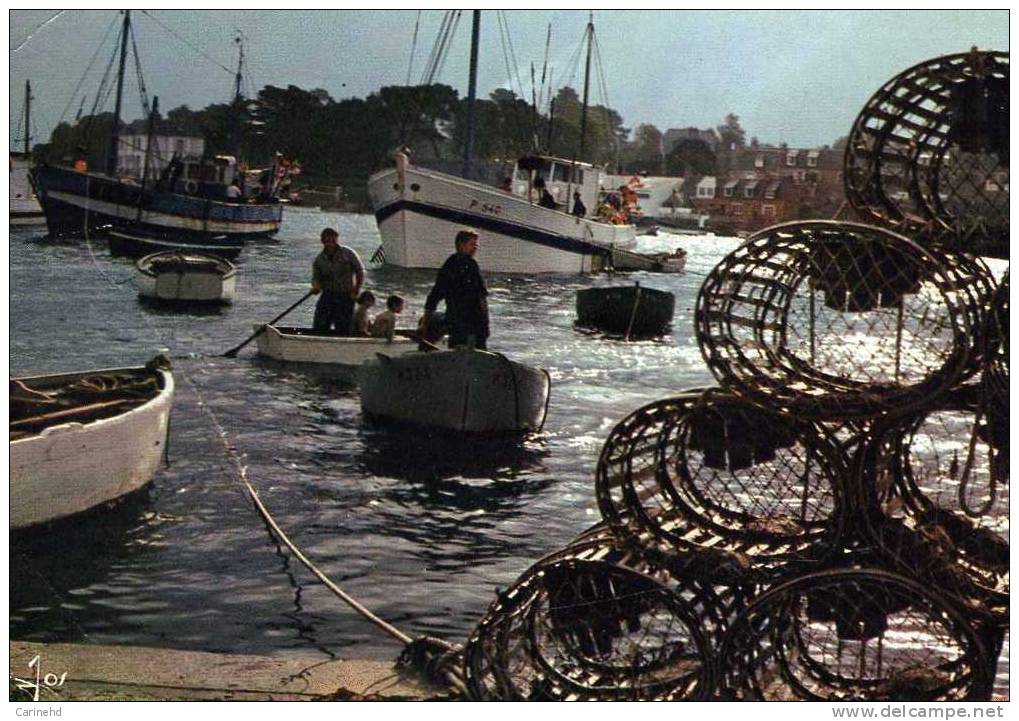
[[461, 10, 480, 179], [138, 96, 158, 221], [233, 35, 245, 103], [107, 10, 131, 177], [23, 80, 31, 156], [577, 11, 593, 162]]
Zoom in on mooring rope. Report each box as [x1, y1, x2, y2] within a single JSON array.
[[65, 174, 464, 694], [180, 369, 465, 694]]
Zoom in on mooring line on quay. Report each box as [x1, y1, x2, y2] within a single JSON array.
[[73, 202, 465, 695], [178, 370, 466, 695]]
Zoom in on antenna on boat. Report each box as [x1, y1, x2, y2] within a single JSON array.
[[107, 10, 131, 177], [461, 10, 480, 179]]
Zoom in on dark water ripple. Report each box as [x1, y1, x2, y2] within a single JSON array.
[[8, 212, 1007, 694]]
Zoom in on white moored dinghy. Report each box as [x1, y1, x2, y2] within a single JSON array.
[[135, 251, 236, 304], [10, 359, 174, 530], [254, 324, 419, 368], [359, 348, 551, 433]]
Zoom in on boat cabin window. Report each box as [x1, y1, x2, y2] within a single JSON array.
[[551, 164, 583, 185]]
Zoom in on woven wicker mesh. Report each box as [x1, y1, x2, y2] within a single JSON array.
[[696, 221, 985, 420], [719, 569, 995, 701], [843, 50, 1008, 258], [462, 535, 736, 700], [595, 389, 844, 576]]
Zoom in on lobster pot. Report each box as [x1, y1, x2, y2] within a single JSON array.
[[859, 389, 1009, 625], [983, 273, 1009, 452], [696, 221, 980, 421], [595, 389, 846, 576], [843, 50, 1009, 258], [719, 568, 996, 701], [462, 533, 736, 701]]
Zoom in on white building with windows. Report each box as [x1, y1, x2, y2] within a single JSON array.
[[118, 134, 204, 180]]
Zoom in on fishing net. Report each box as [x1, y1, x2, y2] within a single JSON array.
[[843, 49, 1009, 258]]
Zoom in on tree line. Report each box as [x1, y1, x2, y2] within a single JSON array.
[[37, 81, 772, 206], [37, 83, 636, 184]]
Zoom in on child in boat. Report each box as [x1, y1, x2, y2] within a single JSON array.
[[370, 295, 405, 341], [353, 291, 376, 336]]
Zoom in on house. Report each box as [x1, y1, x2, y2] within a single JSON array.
[[117, 119, 205, 180], [693, 175, 805, 235]]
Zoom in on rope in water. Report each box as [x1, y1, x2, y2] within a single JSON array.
[[178, 372, 413, 645], [67, 184, 463, 692]]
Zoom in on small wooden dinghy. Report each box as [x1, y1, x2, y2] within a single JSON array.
[[136, 251, 236, 303], [255, 324, 418, 367], [10, 359, 175, 530], [109, 229, 243, 260], [359, 348, 551, 433], [576, 282, 676, 337]]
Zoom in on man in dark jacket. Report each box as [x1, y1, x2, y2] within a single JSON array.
[[310, 227, 364, 334], [423, 229, 489, 350]]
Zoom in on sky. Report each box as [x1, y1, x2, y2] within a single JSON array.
[[8, 9, 1010, 152]]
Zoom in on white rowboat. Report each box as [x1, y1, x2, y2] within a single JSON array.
[[136, 251, 236, 303], [254, 324, 418, 367], [10, 362, 174, 530]]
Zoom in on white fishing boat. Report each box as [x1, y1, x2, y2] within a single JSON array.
[[136, 251, 236, 303], [359, 347, 551, 433], [368, 12, 641, 274], [254, 324, 418, 367], [10, 360, 174, 530], [368, 155, 637, 273]]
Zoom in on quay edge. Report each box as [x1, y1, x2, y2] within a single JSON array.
[[9, 641, 445, 701]]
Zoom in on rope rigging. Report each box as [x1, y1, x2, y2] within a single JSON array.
[[57, 14, 119, 127], [140, 10, 235, 77], [406, 10, 422, 86]]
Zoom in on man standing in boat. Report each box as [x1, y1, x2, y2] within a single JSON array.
[[310, 227, 364, 335], [423, 229, 489, 350]]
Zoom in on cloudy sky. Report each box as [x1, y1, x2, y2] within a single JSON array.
[[9, 9, 1009, 151]]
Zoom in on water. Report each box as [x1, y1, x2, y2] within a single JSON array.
[[8, 213, 1006, 695]]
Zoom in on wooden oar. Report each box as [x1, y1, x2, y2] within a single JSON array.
[[222, 291, 314, 358]]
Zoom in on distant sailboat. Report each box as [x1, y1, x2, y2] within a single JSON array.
[[31, 11, 284, 241], [367, 12, 638, 274], [10, 80, 45, 226]]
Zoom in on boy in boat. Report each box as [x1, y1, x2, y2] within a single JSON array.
[[310, 227, 364, 335], [422, 229, 489, 350], [370, 294, 405, 341], [353, 290, 376, 336]]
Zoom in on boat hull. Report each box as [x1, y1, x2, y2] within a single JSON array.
[[10, 366, 174, 530], [368, 166, 638, 273], [576, 285, 676, 336], [255, 324, 418, 367], [359, 348, 550, 433], [109, 229, 243, 260], [136, 252, 236, 303], [33, 165, 282, 240]]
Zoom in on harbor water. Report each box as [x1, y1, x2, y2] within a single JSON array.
[[9, 211, 1007, 694]]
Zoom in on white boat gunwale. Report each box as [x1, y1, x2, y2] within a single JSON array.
[[136, 250, 237, 280], [10, 365, 175, 530]]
